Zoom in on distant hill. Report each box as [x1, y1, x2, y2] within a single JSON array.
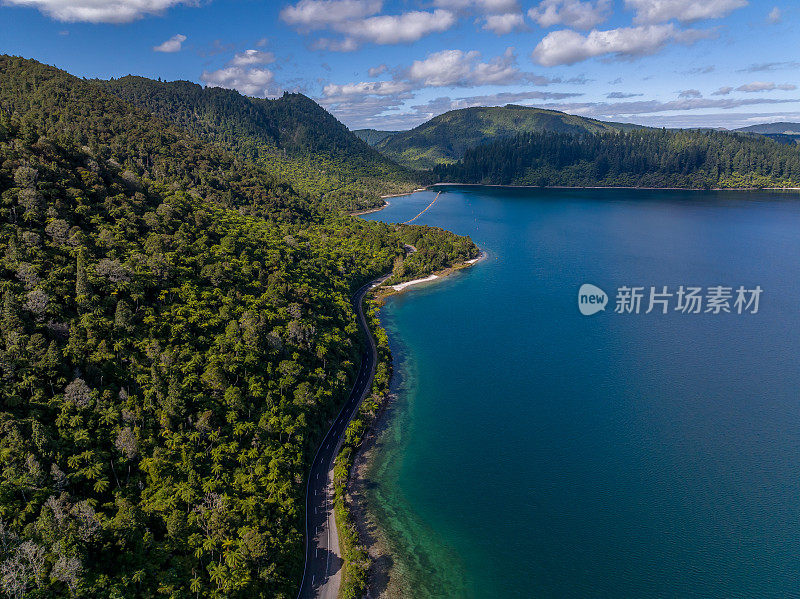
[[736, 122, 800, 135], [374, 105, 644, 170], [99, 77, 417, 211], [353, 128, 399, 146], [433, 128, 800, 189]]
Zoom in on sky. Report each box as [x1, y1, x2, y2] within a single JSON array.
[[1, 0, 799, 131]]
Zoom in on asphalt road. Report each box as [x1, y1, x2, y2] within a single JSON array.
[[297, 274, 388, 599]]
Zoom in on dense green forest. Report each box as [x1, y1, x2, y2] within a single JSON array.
[[97, 77, 418, 212], [0, 55, 476, 598], [375, 105, 642, 170], [433, 128, 800, 188]]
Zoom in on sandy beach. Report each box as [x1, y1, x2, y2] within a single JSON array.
[[390, 274, 439, 291]]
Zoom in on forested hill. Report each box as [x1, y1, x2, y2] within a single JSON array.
[[432, 128, 800, 189], [352, 129, 399, 146], [375, 105, 643, 170], [0, 55, 477, 598], [736, 122, 800, 134], [1, 57, 310, 221], [99, 77, 418, 211]]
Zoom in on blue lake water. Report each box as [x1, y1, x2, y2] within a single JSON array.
[[362, 187, 800, 598]]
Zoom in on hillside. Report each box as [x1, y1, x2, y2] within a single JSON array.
[[433, 128, 800, 189], [98, 77, 418, 212], [352, 129, 399, 146], [0, 55, 476, 598], [736, 122, 800, 134], [375, 105, 643, 170]]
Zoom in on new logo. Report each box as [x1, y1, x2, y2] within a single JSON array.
[[578, 284, 608, 315]]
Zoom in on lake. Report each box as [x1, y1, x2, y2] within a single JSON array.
[[362, 187, 800, 598]]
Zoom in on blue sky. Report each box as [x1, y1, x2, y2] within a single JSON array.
[[1, 0, 798, 130]]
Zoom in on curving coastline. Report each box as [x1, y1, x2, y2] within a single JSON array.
[[342, 252, 485, 597]]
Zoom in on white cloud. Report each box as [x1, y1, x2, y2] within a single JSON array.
[[679, 88, 702, 98], [433, 0, 518, 12], [201, 66, 276, 97], [368, 64, 388, 77], [287, 5, 456, 49], [324, 48, 528, 100], [282, 0, 454, 48], [541, 96, 800, 120], [322, 80, 413, 101], [5, 0, 194, 23], [406, 48, 523, 86], [310, 37, 360, 51], [482, 12, 526, 34], [230, 49, 276, 65], [280, 0, 382, 29], [625, 0, 748, 24], [767, 6, 782, 23], [607, 91, 643, 98], [736, 81, 797, 92], [318, 47, 562, 128], [338, 9, 456, 45], [686, 65, 715, 74], [153, 34, 186, 53], [739, 61, 800, 72], [531, 24, 710, 66], [712, 86, 733, 95], [528, 0, 611, 30]]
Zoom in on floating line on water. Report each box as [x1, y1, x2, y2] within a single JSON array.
[[403, 192, 441, 224]]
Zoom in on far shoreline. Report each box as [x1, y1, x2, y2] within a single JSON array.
[[350, 184, 800, 218], [432, 182, 800, 192]]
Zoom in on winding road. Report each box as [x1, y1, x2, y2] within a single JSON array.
[[297, 274, 388, 599]]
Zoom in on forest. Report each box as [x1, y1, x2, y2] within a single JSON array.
[[98, 77, 419, 213], [374, 104, 642, 170], [0, 55, 476, 598], [432, 128, 800, 189]]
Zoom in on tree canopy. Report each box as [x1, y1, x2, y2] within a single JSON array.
[[433, 128, 800, 189], [0, 55, 477, 598]]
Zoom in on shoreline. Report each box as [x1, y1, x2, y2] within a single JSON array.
[[348, 389, 401, 599], [432, 182, 800, 192], [346, 251, 485, 597], [351, 184, 800, 219], [349, 187, 430, 217], [350, 201, 389, 216], [382, 188, 429, 198], [377, 250, 486, 299]]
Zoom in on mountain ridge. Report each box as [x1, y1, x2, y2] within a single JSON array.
[[98, 76, 418, 211], [374, 104, 645, 170]]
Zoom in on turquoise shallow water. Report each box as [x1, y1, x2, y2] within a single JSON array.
[[363, 187, 800, 598]]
